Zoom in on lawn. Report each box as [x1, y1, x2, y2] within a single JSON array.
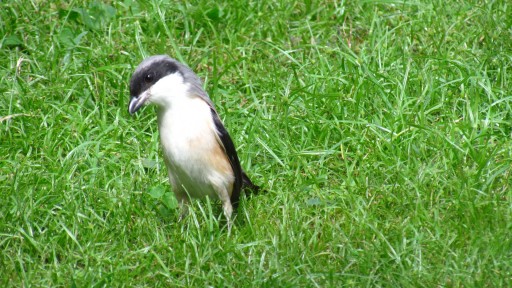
[[1, 0, 511, 286]]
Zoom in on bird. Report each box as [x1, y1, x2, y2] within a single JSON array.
[[128, 55, 259, 224]]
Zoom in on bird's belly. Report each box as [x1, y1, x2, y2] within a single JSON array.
[[170, 164, 219, 199], [167, 149, 216, 198], [165, 138, 222, 199]]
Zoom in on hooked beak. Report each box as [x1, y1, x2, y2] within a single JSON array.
[[128, 90, 151, 114]]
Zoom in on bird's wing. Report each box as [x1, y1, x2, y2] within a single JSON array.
[[210, 108, 243, 207]]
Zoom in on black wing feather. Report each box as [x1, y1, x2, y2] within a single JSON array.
[[210, 109, 244, 207]]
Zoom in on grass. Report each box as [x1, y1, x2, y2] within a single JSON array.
[[1, 0, 511, 286]]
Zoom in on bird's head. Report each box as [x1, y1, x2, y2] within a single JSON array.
[[128, 55, 207, 114]]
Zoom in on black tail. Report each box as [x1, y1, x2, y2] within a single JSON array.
[[231, 171, 260, 209], [242, 171, 260, 195]]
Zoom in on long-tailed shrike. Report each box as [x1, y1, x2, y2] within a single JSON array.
[[128, 55, 259, 224]]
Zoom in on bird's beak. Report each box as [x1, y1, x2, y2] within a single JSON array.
[[128, 90, 151, 114]]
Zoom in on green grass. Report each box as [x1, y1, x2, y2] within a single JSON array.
[[1, 0, 511, 286]]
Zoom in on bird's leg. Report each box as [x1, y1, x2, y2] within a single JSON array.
[[216, 187, 234, 232], [223, 202, 233, 233], [174, 191, 190, 222], [222, 200, 233, 221], [178, 202, 189, 222], [167, 170, 190, 222]]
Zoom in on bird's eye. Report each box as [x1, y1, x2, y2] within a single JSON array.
[[144, 73, 154, 83]]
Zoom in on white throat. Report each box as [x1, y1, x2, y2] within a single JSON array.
[[148, 73, 190, 111]]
